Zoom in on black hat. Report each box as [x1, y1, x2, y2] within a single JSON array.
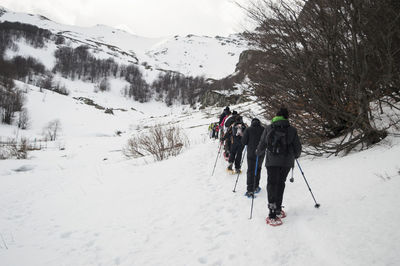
[[276, 107, 289, 119], [232, 110, 238, 115], [251, 118, 261, 126], [224, 106, 230, 111]]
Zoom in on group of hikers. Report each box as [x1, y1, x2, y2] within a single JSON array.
[[209, 106, 302, 226]]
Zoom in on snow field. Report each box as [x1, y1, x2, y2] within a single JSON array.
[[1, 90, 399, 265]]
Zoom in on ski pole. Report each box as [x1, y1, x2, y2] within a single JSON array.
[[295, 159, 320, 208], [211, 143, 223, 176], [249, 156, 259, 219], [232, 146, 247, 192]]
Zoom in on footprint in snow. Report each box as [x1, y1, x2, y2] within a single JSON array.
[[198, 257, 207, 264], [12, 165, 36, 172], [60, 232, 73, 238]]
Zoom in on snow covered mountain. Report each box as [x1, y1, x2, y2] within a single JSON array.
[[0, 6, 248, 80]]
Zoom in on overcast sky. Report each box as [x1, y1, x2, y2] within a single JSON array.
[[0, 0, 252, 37]]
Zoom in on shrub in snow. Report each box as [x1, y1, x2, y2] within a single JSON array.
[[52, 82, 69, 96], [124, 124, 189, 161], [0, 138, 29, 160]]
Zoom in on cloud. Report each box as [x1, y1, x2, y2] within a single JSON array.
[[0, 0, 249, 37]]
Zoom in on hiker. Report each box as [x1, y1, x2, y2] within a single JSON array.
[[226, 114, 246, 173], [224, 110, 238, 132], [213, 123, 219, 139], [222, 110, 238, 159], [208, 123, 214, 139], [242, 118, 265, 198], [256, 107, 302, 226], [219, 106, 230, 126], [219, 110, 233, 159]]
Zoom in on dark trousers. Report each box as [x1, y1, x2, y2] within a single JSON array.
[[229, 140, 244, 169], [246, 157, 262, 192], [266, 166, 291, 214], [224, 138, 231, 157]]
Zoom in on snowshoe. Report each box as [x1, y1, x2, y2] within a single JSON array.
[[266, 216, 283, 226], [244, 191, 255, 198], [277, 210, 286, 219], [227, 169, 235, 175], [235, 169, 242, 174]]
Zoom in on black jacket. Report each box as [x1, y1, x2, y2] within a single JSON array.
[[219, 110, 229, 125], [256, 119, 302, 168], [242, 119, 265, 159], [224, 114, 238, 130]]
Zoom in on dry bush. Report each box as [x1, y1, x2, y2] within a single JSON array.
[[0, 137, 32, 159], [124, 124, 189, 161]]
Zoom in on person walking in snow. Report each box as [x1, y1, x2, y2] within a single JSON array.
[[219, 110, 233, 159], [242, 118, 265, 198], [219, 106, 230, 126], [256, 107, 302, 226], [225, 114, 246, 173]]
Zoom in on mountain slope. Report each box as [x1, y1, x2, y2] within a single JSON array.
[[0, 6, 248, 79]]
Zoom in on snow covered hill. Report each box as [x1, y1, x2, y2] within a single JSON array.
[[0, 80, 400, 265], [0, 6, 248, 79]]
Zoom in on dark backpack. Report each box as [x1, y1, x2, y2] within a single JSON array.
[[232, 123, 245, 137], [266, 124, 289, 155]]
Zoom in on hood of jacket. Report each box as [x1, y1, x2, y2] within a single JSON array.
[[251, 118, 261, 127]]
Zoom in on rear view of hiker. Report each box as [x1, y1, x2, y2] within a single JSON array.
[[220, 110, 236, 160], [256, 107, 301, 226], [219, 106, 230, 126], [208, 122, 219, 139], [226, 114, 246, 173], [242, 118, 265, 198], [213, 123, 219, 139]]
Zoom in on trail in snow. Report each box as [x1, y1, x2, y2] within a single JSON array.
[[1, 130, 399, 265]]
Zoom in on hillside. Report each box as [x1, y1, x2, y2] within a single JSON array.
[[0, 6, 248, 80], [0, 81, 399, 265]]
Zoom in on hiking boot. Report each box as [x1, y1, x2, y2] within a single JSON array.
[[227, 163, 233, 171], [254, 187, 261, 193], [244, 191, 254, 198], [235, 168, 242, 174]]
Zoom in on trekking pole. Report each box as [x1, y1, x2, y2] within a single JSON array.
[[211, 143, 223, 176], [249, 156, 259, 219], [232, 146, 247, 192], [295, 159, 320, 208]]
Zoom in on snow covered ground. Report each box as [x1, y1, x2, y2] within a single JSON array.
[[1, 81, 400, 265]]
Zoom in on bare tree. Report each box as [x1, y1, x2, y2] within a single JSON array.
[[99, 78, 110, 92], [17, 108, 30, 129], [240, 0, 400, 155], [0, 81, 24, 125], [42, 119, 61, 141]]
